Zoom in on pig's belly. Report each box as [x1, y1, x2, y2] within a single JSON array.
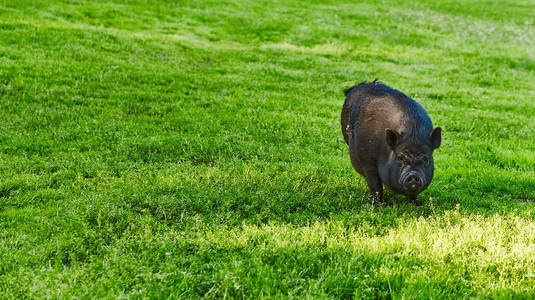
[[348, 138, 365, 175]]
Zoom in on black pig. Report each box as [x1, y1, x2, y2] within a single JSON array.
[[341, 81, 441, 205]]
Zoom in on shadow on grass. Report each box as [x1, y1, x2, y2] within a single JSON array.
[[106, 160, 535, 235]]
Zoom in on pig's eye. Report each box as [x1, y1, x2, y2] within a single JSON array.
[[397, 156, 408, 164], [423, 157, 429, 165]]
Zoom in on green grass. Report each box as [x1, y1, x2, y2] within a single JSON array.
[[1, 0, 535, 298]]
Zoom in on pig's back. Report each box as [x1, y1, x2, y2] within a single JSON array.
[[342, 82, 433, 156]]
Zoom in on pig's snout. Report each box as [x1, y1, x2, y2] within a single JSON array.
[[407, 174, 421, 186], [402, 171, 424, 192]]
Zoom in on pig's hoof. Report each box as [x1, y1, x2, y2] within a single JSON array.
[[413, 199, 422, 206]]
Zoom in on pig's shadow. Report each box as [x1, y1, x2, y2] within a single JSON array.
[[378, 189, 416, 206]]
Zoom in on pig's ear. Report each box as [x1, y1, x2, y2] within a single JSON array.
[[429, 127, 441, 149], [385, 129, 399, 149]]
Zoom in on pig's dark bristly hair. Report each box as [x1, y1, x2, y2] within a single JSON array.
[[342, 80, 381, 145], [342, 80, 434, 145]]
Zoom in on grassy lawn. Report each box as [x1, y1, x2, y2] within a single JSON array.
[[1, 0, 535, 298]]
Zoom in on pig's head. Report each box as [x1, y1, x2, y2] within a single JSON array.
[[382, 127, 441, 197]]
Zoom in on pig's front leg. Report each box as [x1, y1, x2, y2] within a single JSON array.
[[365, 173, 383, 206], [407, 195, 422, 206]]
